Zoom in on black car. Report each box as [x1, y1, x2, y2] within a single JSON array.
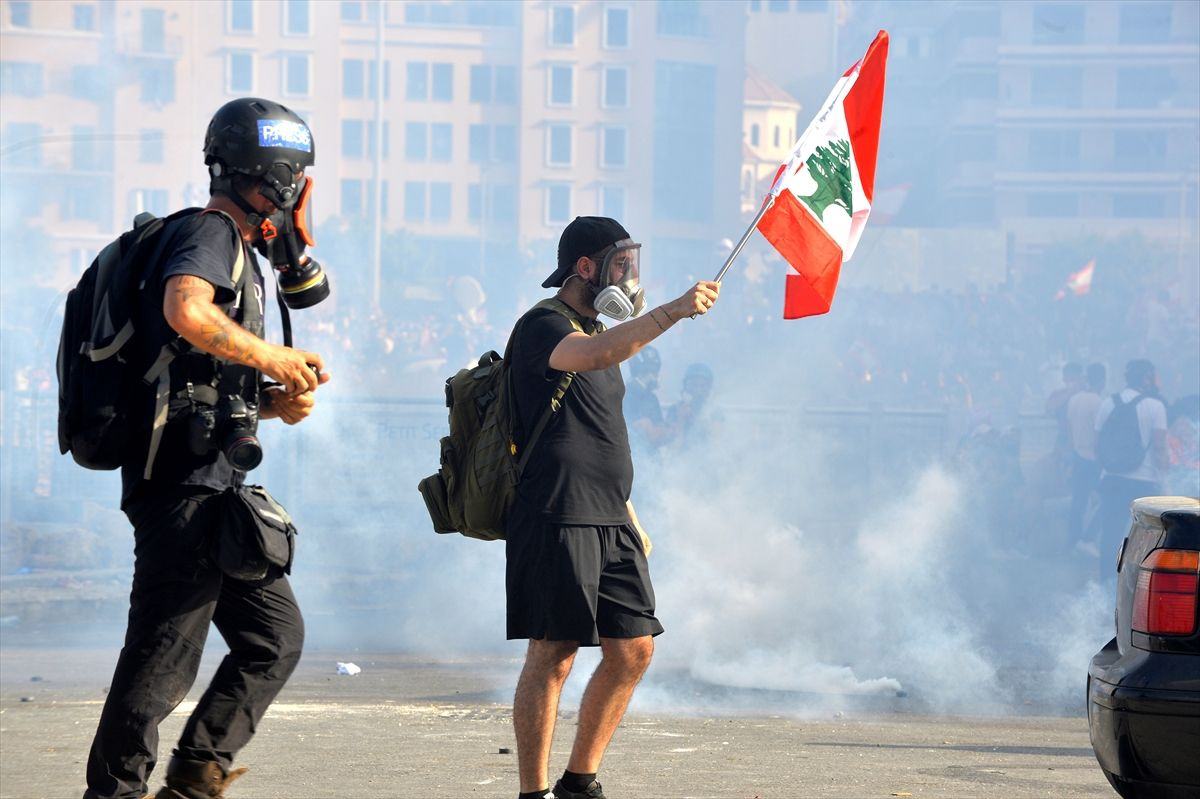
[[1088, 495, 1200, 799]]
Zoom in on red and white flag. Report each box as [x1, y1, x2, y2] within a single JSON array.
[[756, 30, 889, 319], [1054, 259, 1095, 300]]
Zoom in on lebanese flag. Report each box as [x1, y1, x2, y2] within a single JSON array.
[[1054, 259, 1095, 300], [756, 30, 889, 319]]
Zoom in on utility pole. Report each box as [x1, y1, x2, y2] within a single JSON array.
[[371, 7, 384, 312]]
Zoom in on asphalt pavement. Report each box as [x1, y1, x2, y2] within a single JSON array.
[[0, 647, 1113, 799]]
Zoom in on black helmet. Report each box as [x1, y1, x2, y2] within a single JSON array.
[[630, 345, 661, 377], [204, 98, 314, 208]]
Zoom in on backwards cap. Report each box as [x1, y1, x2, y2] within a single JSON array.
[[543, 216, 631, 288]]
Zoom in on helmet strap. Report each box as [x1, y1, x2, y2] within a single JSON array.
[[210, 170, 266, 228]]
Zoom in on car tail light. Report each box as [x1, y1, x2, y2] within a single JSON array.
[[1132, 549, 1199, 635]]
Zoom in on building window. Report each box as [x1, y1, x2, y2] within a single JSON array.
[[657, 0, 707, 37], [285, 0, 310, 35], [604, 7, 630, 48], [431, 63, 453, 102], [1113, 192, 1167, 218], [139, 129, 165, 163], [341, 178, 363, 216], [9, 1, 31, 27], [547, 124, 572, 166], [602, 66, 628, 108], [140, 62, 175, 105], [344, 60, 365, 98], [495, 65, 517, 104], [773, 126, 781, 147], [431, 123, 452, 161], [3, 122, 41, 165], [750, 124, 760, 147], [1113, 130, 1167, 172], [1116, 66, 1175, 109], [601, 126, 627, 168], [405, 122, 428, 161], [342, 119, 364, 159], [227, 52, 253, 93], [228, 0, 253, 32], [494, 124, 517, 162], [601, 185, 626, 219], [405, 181, 426, 222], [430, 182, 451, 222], [341, 0, 380, 23], [546, 184, 571, 224], [468, 124, 490, 163], [283, 53, 310, 96], [141, 8, 165, 53], [407, 62, 428, 100], [73, 4, 97, 31], [549, 5, 575, 46], [548, 64, 574, 106], [469, 65, 492, 103], [367, 120, 389, 159], [0, 62, 43, 97], [1028, 130, 1080, 171], [1030, 67, 1082, 108], [1032, 2, 1084, 45], [467, 184, 482, 223], [129, 188, 169, 218], [344, 59, 389, 99], [1119, 1, 1172, 44]]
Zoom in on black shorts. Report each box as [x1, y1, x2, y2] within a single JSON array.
[[506, 511, 664, 646]]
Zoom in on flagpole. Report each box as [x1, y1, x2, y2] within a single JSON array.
[[714, 195, 775, 282]]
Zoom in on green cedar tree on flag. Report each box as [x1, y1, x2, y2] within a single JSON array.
[[756, 30, 889, 319]]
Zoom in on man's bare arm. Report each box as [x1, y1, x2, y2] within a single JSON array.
[[549, 281, 720, 373], [163, 274, 324, 394]]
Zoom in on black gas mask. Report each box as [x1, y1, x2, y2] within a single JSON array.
[[252, 172, 330, 309]]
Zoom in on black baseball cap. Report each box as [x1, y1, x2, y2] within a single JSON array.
[[543, 216, 631, 288]]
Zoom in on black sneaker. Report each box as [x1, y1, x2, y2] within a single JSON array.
[[552, 778, 606, 799]]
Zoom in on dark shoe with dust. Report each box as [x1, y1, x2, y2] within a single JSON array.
[[552, 779, 607, 799], [150, 757, 247, 799]]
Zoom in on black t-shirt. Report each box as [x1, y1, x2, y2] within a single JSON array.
[[509, 307, 633, 525], [121, 211, 264, 506]]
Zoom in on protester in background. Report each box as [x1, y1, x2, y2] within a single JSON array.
[[1044, 361, 1084, 496], [83, 98, 330, 799], [666, 362, 723, 447], [623, 345, 675, 456], [505, 216, 719, 799], [1093, 359, 1168, 581], [1066, 362, 1106, 542]]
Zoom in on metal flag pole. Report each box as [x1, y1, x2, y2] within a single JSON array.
[[714, 194, 776, 282]]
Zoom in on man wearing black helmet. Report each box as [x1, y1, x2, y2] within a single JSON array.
[[505, 217, 720, 799], [83, 98, 331, 799]]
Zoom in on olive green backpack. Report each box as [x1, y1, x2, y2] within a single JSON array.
[[418, 299, 602, 541]]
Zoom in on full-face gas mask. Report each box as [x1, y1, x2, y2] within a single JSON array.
[[204, 98, 330, 309], [590, 239, 644, 322]]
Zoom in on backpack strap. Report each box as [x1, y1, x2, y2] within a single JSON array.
[[141, 209, 249, 480], [513, 298, 603, 472]]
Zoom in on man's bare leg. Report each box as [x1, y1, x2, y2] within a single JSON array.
[[566, 635, 654, 774], [514, 639, 579, 793]]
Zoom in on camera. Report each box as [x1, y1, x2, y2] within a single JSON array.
[[188, 394, 262, 471]]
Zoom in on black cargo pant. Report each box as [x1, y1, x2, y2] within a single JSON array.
[[83, 487, 304, 799]]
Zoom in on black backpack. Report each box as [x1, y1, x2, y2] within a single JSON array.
[[1095, 393, 1150, 474], [56, 208, 224, 471]]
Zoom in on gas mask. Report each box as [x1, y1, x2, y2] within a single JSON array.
[[590, 239, 644, 322], [253, 173, 330, 309]]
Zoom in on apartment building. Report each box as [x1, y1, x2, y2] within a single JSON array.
[[0, 0, 747, 299]]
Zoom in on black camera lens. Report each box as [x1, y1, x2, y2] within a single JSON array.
[[222, 432, 263, 471], [221, 395, 262, 471]]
